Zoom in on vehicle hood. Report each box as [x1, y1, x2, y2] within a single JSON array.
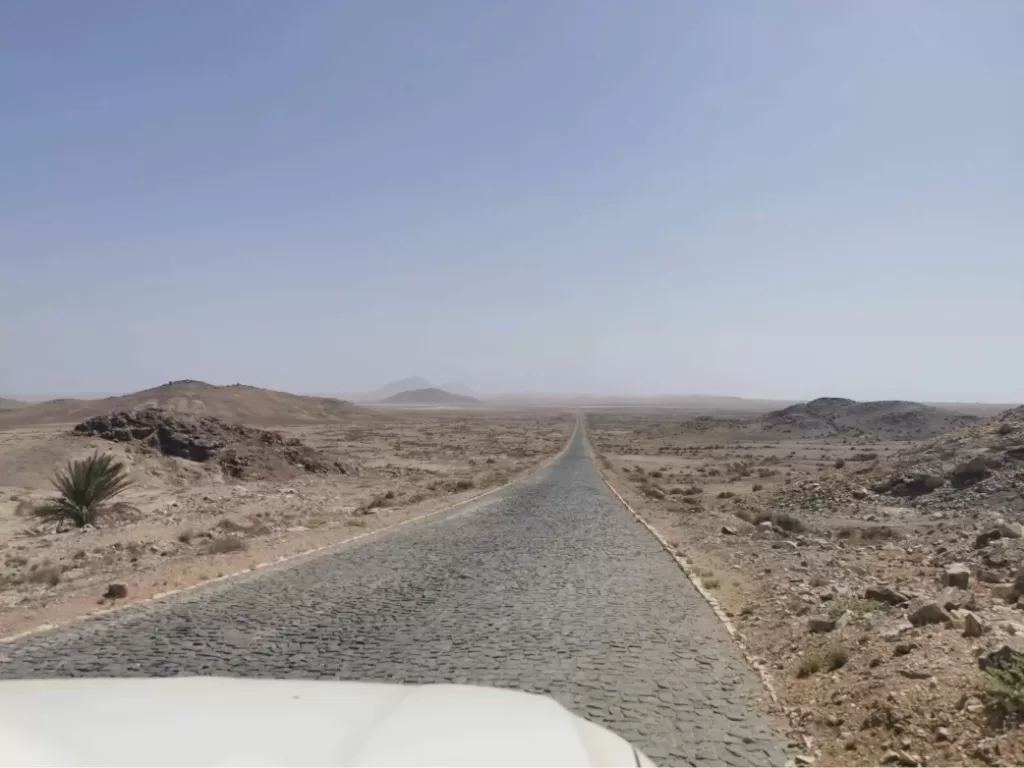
[[0, 678, 648, 766]]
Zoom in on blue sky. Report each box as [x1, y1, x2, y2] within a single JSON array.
[[2, 0, 1021, 401]]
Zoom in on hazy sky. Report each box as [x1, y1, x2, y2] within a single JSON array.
[[3, 1, 1021, 401]]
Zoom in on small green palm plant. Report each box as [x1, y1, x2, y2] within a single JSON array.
[[36, 452, 137, 528]]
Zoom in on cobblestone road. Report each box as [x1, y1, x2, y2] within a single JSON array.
[[0, 423, 788, 765]]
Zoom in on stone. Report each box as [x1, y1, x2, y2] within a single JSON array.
[[977, 569, 1007, 584], [1013, 566, 1024, 593], [103, 583, 128, 600], [991, 583, 1018, 602], [975, 529, 1003, 549], [721, 525, 739, 536], [1001, 622, 1024, 636], [807, 616, 837, 633], [893, 642, 916, 656], [978, 637, 1024, 671], [939, 587, 978, 611], [998, 521, 1024, 539], [941, 562, 970, 589], [851, 488, 869, 500], [908, 600, 952, 626], [793, 755, 814, 766], [935, 726, 951, 741], [899, 668, 932, 680], [866, 586, 911, 606], [952, 456, 991, 484], [963, 611, 986, 638]]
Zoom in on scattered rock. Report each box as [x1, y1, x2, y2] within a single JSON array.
[[977, 568, 1007, 584], [899, 668, 932, 680], [941, 562, 970, 589], [908, 600, 952, 626], [881, 748, 922, 766], [975, 529, 1003, 549], [998, 521, 1024, 539], [893, 642, 916, 656], [103, 583, 128, 600], [721, 525, 738, 536], [939, 587, 977, 612], [991, 583, 1018, 602], [866, 586, 911, 606], [963, 611, 986, 637], [978, 637, 1024, 671]]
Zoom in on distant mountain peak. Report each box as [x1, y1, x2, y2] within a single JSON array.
[[373, 377, 432, 398], [383, 388, 477, 405]]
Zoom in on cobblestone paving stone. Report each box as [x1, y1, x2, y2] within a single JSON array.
[[0, 425, 788, 766]]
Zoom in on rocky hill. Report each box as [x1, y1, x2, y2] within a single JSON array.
[[383, 387, 477, 405], [758, 397, 978, 438], [0, 398, 26, 412], [0, 380, 359, 427]]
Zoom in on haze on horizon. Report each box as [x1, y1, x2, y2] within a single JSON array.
[[3, 1, 1022, 404]]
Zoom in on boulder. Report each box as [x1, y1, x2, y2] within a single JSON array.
[[908, 600, 952, 626], [975, 529, 1003, 549], [103, 583, 128, 600], [978, 637, 1024, 671], [951, 455, 992, 486], [998, 521, 1024, 539], [866, 586, 911, 606], [963, 611, 987, 638], [941, 562, 970, 589]]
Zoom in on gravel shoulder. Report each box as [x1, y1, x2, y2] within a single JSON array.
[[0, 422, 788, 766]]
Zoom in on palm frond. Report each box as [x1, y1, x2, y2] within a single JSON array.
[[36, 452, 135, 528]]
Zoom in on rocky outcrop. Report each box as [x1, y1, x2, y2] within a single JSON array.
[[74, 408, 352, 480]]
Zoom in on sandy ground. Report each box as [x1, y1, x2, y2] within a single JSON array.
[[588, 408, 1024, 767], [0, 407, 573, 639]]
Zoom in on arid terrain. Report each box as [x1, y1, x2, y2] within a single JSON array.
[[588, 397, 1024, 766], [0, 381, 572, 638]]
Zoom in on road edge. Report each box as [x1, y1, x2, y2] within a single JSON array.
[[581, 416, 787, 716], [0, 418, 579, 645]]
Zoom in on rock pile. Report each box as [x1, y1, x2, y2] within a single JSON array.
[[74, 408, 352, 480], [869, 406, 1024, 513]]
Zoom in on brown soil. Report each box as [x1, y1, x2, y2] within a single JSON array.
[[0, 405, 572, 639], [589, 403, 1024, 767]]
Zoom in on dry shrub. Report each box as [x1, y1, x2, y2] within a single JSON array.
[[451, 479, 474, 492], [346, 519, 368, 527], [26, 560, 61, 587], [754, 510, 807, 533], [201, 537, 247, 555], [177, 528, 194, 543], [734, 508, 756, 524], [836, 525, 899, 542], [797, 643, 849, 678], [717, 491, 736, 499]]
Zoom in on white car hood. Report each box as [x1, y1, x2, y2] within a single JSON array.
[[0, 678, 648, 766]]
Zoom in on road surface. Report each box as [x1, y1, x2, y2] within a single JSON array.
[[0, 423, 788, 765]]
